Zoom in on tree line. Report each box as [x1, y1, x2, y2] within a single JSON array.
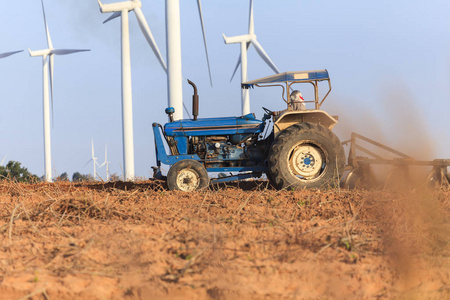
[[0, 161, 113, 182]]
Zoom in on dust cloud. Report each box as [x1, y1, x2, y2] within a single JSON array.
[[326, 84, 449, 296], [328, 83, 436, 160], [379, 86, 436, 160]]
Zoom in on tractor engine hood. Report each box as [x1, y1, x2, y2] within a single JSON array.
[[164, 113, 263, 137]]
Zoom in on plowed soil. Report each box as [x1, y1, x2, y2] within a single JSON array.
[[0, 180, 449, 299]]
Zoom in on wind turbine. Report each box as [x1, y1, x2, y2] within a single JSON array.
[[98, 0, 167, 182], [0, 50, 23, 59], [99, 145, 110, 181], [84, 139, 100, 181], [166, 0, 212, 121], [223, 0, 280, 116], [29, 0, 90, 182]]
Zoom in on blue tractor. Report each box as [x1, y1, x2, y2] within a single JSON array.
[[152, 70, 345, 191]]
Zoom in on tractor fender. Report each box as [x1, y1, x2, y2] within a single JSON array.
[[273, 110, 338, 136]]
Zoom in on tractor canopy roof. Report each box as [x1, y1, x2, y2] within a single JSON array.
[[241, 70, 329, 89], [241, 70, 332, 110]]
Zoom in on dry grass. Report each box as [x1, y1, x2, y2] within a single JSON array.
[[0, 180, 449, 299]]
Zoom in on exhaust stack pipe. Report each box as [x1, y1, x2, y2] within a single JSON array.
[[187, 79, 199, 121]]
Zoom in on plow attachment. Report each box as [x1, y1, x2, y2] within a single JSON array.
[[341, 133, 450, 189]]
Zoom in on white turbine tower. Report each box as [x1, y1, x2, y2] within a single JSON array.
[[99, 145, 110, 181], [29, 0, 90, 182], [98, 0, 167, 182], [0, 50, 23, 59], [91, 140, 99, 180], [166, 0, 212, 121], [223, 0, 280, 116], [91, 140, 98, 180]]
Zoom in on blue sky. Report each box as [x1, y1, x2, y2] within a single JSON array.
[[0, 0, 449, 179]]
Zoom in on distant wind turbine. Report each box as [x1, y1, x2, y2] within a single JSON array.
[[29, 0, 90, 182], [84, 140, 100, 181], [0, 50, 23, 59], [223, 0, 280, 115], [98, 0, 167, 182], [98, 145, 110, 181]]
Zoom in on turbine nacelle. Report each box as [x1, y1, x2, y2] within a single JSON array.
[[99, 0, 167, 71], [28, 49, 52, 58], [98, 0, 141, 13], [222, 33, 256, 45]]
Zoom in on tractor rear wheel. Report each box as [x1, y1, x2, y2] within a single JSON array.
[[268, 122, 345, 190], [167, 160, 210, 191]]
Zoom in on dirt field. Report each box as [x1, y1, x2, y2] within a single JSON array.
[[0, 180, 449, 299]]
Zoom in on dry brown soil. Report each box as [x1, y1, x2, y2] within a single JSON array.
[[0, 180, 449, 299]]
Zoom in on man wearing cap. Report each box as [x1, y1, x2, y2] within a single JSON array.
[[272, 90, 306, 117], [289, 90, 306, 111]]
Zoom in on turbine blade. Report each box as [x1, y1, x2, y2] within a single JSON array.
[[230, 43, 250, 82], [83, 159, 93, 168], [0, 50, 23, 59], [103, 11, 121, 24], [251, 38, 280, 74], [91, 139, 95, 158], [98, 145, 107, 168], [41, 0, 53, 49], [183, 102, 192, 119], [230, 55, 241, 82], [134, 7, 167, 72], [0, 154, 7, 166], [51, 49, 90, 55], [196, 0, 213, 86], [248, 0, 254, 35]]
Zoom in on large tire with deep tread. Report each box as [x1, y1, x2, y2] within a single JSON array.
[[268, 122, 345, 190], [167, 160, 210, 191]]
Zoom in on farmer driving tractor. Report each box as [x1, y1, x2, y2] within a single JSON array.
[[272, 90, 306, 117]]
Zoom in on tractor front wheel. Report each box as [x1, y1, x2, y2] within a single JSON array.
[[167, 160, 210, 191], [268, 123, 345, 190]]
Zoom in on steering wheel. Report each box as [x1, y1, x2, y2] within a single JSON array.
[[262, 107, 273, 115]]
